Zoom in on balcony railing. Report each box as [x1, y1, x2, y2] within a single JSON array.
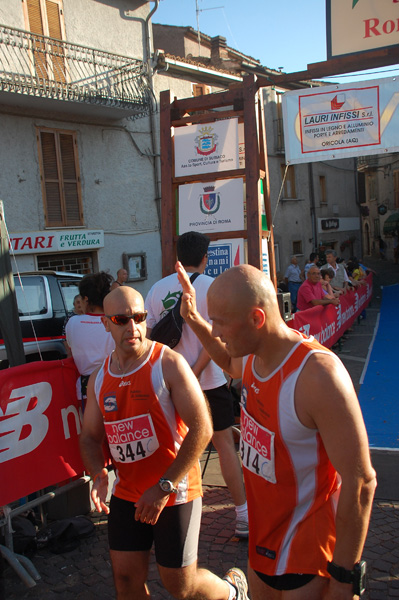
[[0, 25, 152, 118], [357, 155, 380, 171]]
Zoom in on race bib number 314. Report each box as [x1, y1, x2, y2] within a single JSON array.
[[105, 414, 159, 463], [240, 406, 276, 483]]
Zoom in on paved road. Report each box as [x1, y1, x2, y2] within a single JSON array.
[[3, 256, 399, 599]]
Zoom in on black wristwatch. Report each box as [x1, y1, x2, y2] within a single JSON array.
[[158, 478, 178, 494], [327, 560, 366, 596]]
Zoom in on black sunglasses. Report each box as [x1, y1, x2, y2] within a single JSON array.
[[106, 311, 148, 326]]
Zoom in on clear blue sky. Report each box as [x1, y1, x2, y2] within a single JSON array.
[[152, 0, 399, 83]]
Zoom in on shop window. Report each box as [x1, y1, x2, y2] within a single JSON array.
[[37, 252, 93, 273], [37, 128, 83, 227]]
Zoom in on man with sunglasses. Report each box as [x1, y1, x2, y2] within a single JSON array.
[[80, 285, 248, 600], [175, 262, 376, 600], [145, 231, 249, 538]]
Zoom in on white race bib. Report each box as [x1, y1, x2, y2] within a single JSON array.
[[240, 406, 276, 483], [104, 414, 159, 463]]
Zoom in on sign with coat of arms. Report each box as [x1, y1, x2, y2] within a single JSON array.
[[178, 178, 244, 234], [174, 118, 239, 177]]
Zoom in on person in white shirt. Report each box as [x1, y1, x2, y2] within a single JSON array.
[[66, 271, 115, 408]]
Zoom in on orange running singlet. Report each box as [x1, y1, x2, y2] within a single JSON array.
[[95, 341, 202, 506], [240, 332, 340, 577]]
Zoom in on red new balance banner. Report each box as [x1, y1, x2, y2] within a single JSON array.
[[288, 274, 373, 347], [0, 358, 84, 506]]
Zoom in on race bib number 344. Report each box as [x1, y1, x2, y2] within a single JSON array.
[[240, 407, 276, 484], [105, 414, 159, 463]]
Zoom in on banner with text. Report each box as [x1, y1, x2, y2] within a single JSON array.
[[9, 230, 104, 255], [0, 358, 84, 506], [174, 118, 239, 177], [204, 238, 244, 278], [327, 0, 399, 59], [288, 274, 373, 348], [282, 77, 399, 164], [178, 179, 244, 234]]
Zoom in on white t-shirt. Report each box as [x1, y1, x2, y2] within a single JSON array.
[[66, 313, 115, 376], [145, 272, 226, 391]]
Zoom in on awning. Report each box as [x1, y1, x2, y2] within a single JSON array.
[[383, 213, 399, 236]]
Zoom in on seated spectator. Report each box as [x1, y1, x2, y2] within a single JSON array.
[[320, 249, 350, 294], [297, 266, 340, 311], [347, 257, 367, 286], [320, 268, 342, 298], [303, 252, 319, 278], [66, 272, 115, 408]]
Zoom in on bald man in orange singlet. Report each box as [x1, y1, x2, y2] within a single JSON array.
[[176, 262, 376, 600], [80, 286, 249, 600]]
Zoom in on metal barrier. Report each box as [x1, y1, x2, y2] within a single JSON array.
[[1, 475, 90, 588]]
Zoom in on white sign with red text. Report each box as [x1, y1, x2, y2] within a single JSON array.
[[283, 77, 399, 164], [327, 0, 399, 58], [8, 230, 104, 255]]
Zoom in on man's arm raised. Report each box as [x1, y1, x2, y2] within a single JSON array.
[[176, 261, 242, 379]]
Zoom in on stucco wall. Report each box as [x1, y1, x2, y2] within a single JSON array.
[[64, 0, 149, 60]]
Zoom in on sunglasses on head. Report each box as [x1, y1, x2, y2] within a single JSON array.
[[106, 311, 148, 326]]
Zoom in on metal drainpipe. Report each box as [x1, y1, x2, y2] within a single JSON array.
[[354, 157, 363, 258], [308, 162, 318, 251], [144, 1, 162, 226]]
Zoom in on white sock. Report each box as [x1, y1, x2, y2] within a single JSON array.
[[235, 501, 248, 521], [226, 581, 237, 600]]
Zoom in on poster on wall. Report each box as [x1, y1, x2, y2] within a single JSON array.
[[282, 77, 399, 164], [174, 118, 239, 177], [178, 178, 244, 234], [204, 238, 244, 278]]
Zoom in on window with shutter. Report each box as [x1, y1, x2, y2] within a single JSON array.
[[37, 128, 83, 227], [192, 83, 211, 97], [280, 164, 297, 199], [394, 170, 399, 209], [24, 0, 66, 83]]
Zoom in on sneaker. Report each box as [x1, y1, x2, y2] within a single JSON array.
[[235, 519, 249, 538], [223, 567, 249, 600]]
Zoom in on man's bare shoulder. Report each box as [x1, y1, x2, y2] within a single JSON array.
[[159, 344, 193, 375], [296, 349, 357, 428]]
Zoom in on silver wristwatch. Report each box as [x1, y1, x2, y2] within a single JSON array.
[[158, 478, 178, 494]]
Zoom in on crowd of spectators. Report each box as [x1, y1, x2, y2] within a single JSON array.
[[284, 249, 371, 313]]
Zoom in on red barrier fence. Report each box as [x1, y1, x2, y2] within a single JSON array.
[[0, 358, 84, 506], [288, 274, 373, 348]]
